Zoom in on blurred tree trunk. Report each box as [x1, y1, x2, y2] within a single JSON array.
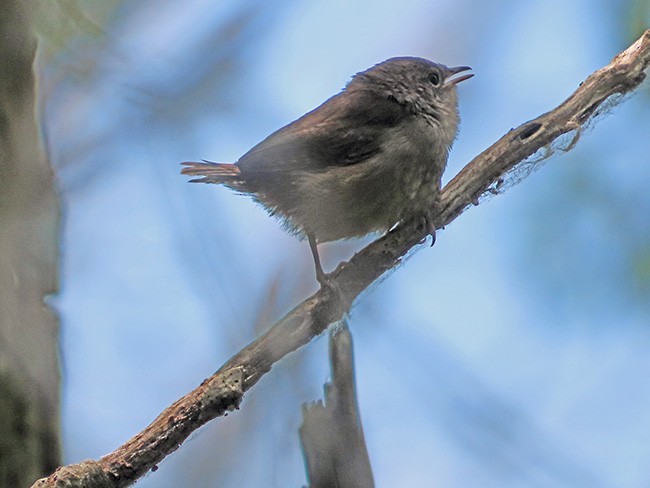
[[0, 1, 61, 487]]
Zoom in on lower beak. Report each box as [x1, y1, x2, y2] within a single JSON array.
[[445, 65, 474, 86]]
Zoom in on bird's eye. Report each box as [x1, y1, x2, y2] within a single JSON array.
[[428, 71, 441, 86]]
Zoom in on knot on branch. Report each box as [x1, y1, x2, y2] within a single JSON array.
[[31, 460, 112, 488]]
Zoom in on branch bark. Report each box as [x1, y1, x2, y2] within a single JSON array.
[[32, 29, 650, 488]]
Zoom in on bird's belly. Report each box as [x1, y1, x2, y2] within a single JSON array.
[[294, 154, 440, 243]]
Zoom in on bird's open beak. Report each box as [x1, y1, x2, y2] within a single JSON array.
[[444, 66, 474, 86]]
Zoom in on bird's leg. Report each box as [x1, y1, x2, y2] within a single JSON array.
[[307, 234, 348, 318], [308, 234, 331, 287]]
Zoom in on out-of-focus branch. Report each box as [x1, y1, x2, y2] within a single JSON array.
[[300, 322, 374, 488], [1, 1, 61, 486], [32, 29, 650, 488]]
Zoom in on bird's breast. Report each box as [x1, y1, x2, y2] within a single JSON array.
[[296, 119, 447, 242]]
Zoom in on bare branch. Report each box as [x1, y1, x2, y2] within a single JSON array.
[[32, 29, 650, 488], [300, 322, 374, 488]]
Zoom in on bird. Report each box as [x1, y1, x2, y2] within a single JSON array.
[[182, 57, 472, 286]]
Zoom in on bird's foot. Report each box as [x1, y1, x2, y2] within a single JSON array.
[[316, 269, 342, 297], [417, 210, 437, 247], [316, 267, 334, 289], [315, 269, 349, 321], [308, 234, 345, 303]]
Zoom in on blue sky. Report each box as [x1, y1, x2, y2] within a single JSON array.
[[43, 1, 650, 486]]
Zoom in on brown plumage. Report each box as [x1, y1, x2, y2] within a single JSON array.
[[182, 57, 472, 285]]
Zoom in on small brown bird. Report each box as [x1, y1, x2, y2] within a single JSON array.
[[182, 57, 472, 285]]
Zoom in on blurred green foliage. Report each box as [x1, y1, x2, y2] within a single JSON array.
[[32, 0, 120, 54]]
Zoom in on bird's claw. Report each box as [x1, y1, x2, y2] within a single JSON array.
[[316, 269, 334, 289], [417, 212, 437, 247]]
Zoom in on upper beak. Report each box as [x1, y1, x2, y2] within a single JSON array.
[[444, 65, 474, 86]]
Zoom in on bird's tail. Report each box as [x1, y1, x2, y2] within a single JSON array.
[[181, 160, 241, 184]]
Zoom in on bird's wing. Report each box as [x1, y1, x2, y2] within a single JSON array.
[[237, 90, 408, 175]]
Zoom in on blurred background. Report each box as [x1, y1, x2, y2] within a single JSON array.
[[36, 0, 650, 486]]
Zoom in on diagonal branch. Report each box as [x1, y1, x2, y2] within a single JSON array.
[[32, 29, 650, 488]]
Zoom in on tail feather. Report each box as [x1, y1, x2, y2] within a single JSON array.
[[181, 161, 241, 184]]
